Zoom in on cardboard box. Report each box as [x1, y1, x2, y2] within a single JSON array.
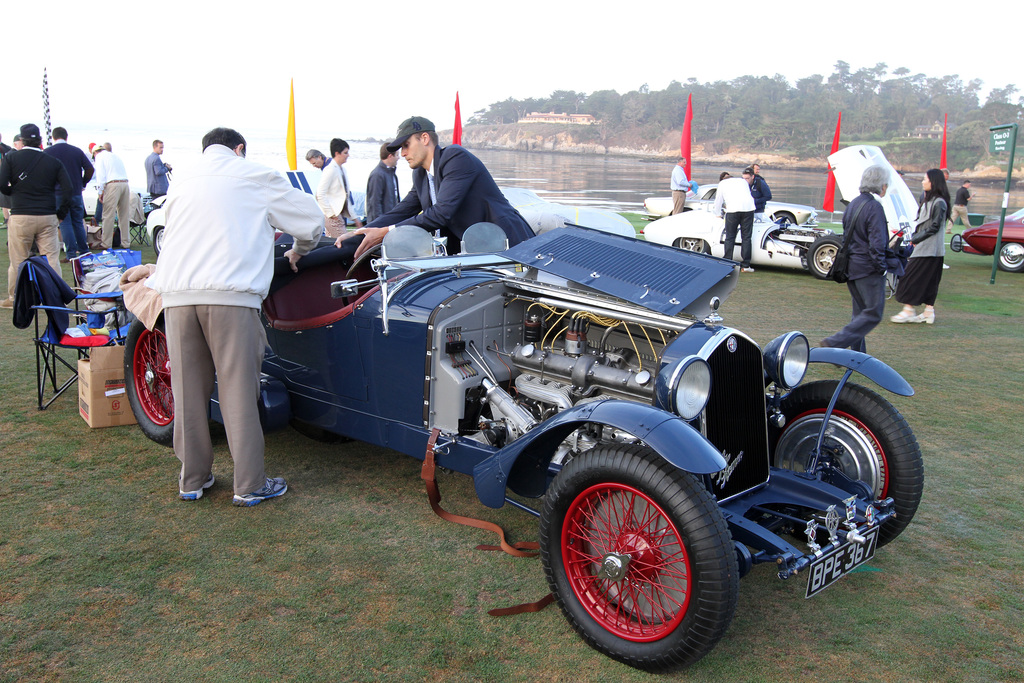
[[78, 345, 137, 428]]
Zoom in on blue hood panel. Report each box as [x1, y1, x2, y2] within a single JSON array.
[[504, 227, 737, 317]]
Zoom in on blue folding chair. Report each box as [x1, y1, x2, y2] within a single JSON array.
[[12, 257, 130, 410]]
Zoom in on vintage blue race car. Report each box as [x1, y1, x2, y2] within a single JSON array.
[[124, 225, 924, 671]]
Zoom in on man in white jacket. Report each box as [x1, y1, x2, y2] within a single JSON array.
[[713, 170, 757, 272], [147, 127, 324, 506]]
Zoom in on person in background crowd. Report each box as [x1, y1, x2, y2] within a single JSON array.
[[0, 124, 72, 308], [145, 127, 323, 506], [670, 158, 692, 215], [891, 168, 950, 325], [0, 133, 11, 227], [713, 170, 756, 272], [92, 143, 131, 249], [315, 138, 362, 238], [43, 127, 94, 261], [821, 165, 890, 352], [87, 143, 102, 227], [305, 149, 331, 171], [950, 179, 973, 232], [365, 143, 400, 223], [748, 164, 772, 223], [145, 139, 173, 199]]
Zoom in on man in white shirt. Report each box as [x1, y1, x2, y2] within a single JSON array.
[[146, 127, 323, 506], [670, 159, 694, 215], [712, 170, 757, 272], [92, 144, 131, 249]]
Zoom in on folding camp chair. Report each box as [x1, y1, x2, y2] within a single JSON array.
[[13, 257, 130, 410]]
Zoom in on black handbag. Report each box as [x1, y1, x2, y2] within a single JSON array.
[[827, 200, 869, 283]]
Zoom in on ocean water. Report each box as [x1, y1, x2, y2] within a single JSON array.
[[2, 120, 1009, 219]]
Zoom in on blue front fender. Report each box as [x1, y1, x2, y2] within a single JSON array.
[[472, 398, 727, 508], [809, 347, 914, 397]]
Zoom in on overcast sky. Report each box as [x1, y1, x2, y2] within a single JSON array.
[[2, 0, 1017, 144]]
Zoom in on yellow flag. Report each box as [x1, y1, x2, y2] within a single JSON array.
[[286, 79, 297, 171]]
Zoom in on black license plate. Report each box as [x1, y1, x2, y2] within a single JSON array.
[[805, 526, 879, 598]]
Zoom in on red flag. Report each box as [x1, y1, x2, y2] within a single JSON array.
[[940, 113, 948, 169], [680, 93, 693, 177], [453, 91, 463, 146], [823, 112, 842, 213]]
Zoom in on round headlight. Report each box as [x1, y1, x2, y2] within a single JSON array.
[[664, 356, 712, 420], [763, 331, 809, 389]]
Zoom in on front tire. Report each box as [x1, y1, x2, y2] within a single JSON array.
[[125, 318, 174, 446], [540, 445, 738, 671], [772, 381, 923, 547], [808, 235, 842, 279], [997, 242, 1024, 272]]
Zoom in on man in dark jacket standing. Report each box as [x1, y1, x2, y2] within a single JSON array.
[[0, 124, 72, 308], [365, 144, 400, 223], [345, 116, 533, 259], [821, 165, 890, 352], [747, 164, 772, 223], [44, 127, 94, 261]]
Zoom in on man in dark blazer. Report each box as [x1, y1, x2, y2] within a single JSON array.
[[345, 116, 533, 259]]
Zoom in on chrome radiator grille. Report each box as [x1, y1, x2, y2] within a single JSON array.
[[703, 334, 771, 501]]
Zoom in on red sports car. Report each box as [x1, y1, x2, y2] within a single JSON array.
[[950, 207, 1024, 273]]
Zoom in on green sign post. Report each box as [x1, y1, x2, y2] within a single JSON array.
[[987, 124, 1018, 284]]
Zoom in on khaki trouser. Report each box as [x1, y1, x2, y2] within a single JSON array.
[[6, 214, 61, 300], [165, 305, 268, 495], [950, 204, 971, 228], [324, 215, 345, 238], [671, 190, 688, 215], [100, 181, 131, 249]]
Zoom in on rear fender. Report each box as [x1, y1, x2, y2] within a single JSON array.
[[808, 347, 914, 397], [472, 398, 727, 508]]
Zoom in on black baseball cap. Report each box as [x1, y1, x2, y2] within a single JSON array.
[[20, 123, 41, 140], [386, 116, 434, 152]]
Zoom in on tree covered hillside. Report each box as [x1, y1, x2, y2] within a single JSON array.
[[470, 62, 1023, 170]]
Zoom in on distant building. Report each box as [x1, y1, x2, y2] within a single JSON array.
[[908, 121, 955, 139], [520, 111, 599, 125]]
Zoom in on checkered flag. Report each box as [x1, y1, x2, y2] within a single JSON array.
[[42, 68, 52, 146]]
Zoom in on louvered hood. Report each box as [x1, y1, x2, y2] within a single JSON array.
[[503, 226, 738, 319]]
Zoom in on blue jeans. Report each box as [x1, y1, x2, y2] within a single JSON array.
[[57, 193, 89, 258], [823, 274, 886, 353]]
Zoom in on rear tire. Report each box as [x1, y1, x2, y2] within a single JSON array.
[[125, 318, 174, 447], [540, 444, 738, 671], [153, 226, 165, 257], [673, 237, 710, 254], [771, 210, 797, 225]]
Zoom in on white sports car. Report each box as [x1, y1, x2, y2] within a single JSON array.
[[642, 211, 842, 278], [644, 185, 819, 226]]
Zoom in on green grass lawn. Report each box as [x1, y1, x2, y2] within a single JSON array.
[[1, 234, 1022, 682]]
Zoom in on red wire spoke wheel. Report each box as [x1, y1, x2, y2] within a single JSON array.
[[562, 482, 690, 641], [540, 444, 737, 671]]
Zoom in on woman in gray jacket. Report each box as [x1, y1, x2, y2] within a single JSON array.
[[891, 168, 950, 325]]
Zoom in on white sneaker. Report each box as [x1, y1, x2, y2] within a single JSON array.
[[179, 473, 215, 501]]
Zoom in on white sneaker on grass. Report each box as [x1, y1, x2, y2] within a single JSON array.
[[179, 473, 215, 501], [233, 477, 288, 507]]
